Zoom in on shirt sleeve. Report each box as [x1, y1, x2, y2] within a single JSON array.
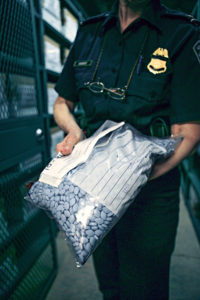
[[55, 43, 78, 103], [170, 28, 200, 124]]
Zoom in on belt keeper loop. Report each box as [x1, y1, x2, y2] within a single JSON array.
[[150, 117, 170, 137]]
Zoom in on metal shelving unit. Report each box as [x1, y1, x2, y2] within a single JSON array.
[[0, 0, 87, 298], [181, 152, 200, 243], [46, 69, 60, 83], [1, 212, 51, 299], [40, 0, 86, 152], [0, 0, 60, 298], [43, 20, 71, 48]]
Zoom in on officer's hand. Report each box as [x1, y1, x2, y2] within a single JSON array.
[[56, 132, 84, 156]]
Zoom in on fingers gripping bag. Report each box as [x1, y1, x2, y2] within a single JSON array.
[[25, 121, 181, 267]]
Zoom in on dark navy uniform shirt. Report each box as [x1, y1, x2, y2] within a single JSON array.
[[55, 0, 200, 191]]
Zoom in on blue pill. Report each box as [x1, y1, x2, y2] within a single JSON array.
[[82, 250, 87, 257], [57, 205, 63, 211], [94, 210, 100, 218], [70, 198, 76, 206], [89, 237, 96, 245], [74, 187, 79, 195], [60, 196, 66, 201], [69, 215, 75, 223], [91, 226, 98, 231], [86, 230, 93, 237], [69, 207, 74, 214], [84, 243, 91, 252], [65, 184, 70, 190], [64, 203, 69, 210], [107, 212, 113, 217], [56, 211, 61, 219], [103, 206, 109, 213], [64, 210, 70, 217], [69, 185, 74, 193], [70, 224, 76, 232], [96, 218, 103, 225], [89, 222, 97, 227], [55, 196, 60, 202], [101, 224, 107, 229], [95, 230, 102, 236], [61, 214, 66, 222], [75, 231, 80, 238], [45, 189, 52, 196], [73, 204, 78, 213], [100, 211, 106, 220], [81, 237, 88, 244]]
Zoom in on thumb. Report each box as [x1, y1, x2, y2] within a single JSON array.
[[61, 135, 79, 155]]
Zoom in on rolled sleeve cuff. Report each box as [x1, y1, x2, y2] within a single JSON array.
[[170, 113, 200, 124], [55, 83, 77, 103]]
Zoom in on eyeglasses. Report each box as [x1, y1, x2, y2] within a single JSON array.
[[83, 30, 149, 103], [84, 81, 127, 101]]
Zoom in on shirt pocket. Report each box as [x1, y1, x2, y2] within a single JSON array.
[[127, 72, 171, 103], [74, 67, 96, 117], [74, 66, 93, 92]]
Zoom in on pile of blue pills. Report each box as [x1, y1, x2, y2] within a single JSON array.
[[26, 176, 117, 265]]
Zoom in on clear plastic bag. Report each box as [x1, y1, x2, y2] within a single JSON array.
[[25, 121, 181, 266]]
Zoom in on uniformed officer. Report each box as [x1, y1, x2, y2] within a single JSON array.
[[54, 0, 200, 299]]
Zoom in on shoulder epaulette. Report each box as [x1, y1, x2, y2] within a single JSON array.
[[161, 6, 200, 26], [80, 12, 110, 27]]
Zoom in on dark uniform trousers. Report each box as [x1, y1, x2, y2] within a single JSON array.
[[93, 185, 180, 300]]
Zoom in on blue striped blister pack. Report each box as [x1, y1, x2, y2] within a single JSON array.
[[25, 121, 181, 266]]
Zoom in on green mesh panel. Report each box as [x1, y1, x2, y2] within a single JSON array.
[[0, 154, 57, 299], [0, 0, 57, 298], [0, 0, 38, 119], [10, 245, 55, 300]]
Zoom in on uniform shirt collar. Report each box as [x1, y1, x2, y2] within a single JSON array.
[[141, 1, 163, 32], [101, 0, 163, 34], [100, 0, 118, 33]]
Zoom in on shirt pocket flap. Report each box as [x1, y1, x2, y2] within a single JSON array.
[[127, 74, 170, 102], [74, 68, 93, 90]]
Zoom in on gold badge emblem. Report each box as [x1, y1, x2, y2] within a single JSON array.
[[147, 48, 169, 75]]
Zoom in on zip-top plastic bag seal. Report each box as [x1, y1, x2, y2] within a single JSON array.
[[25, 121, 182, 266]]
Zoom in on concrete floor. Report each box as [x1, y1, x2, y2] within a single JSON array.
[[46, 193, 200, 300]]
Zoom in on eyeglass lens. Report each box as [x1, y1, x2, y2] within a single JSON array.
[[89, 82, 104, 93], [86, 81, 126, 100]]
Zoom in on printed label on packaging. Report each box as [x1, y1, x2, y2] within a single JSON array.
[[39, 121, 124, 187]]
